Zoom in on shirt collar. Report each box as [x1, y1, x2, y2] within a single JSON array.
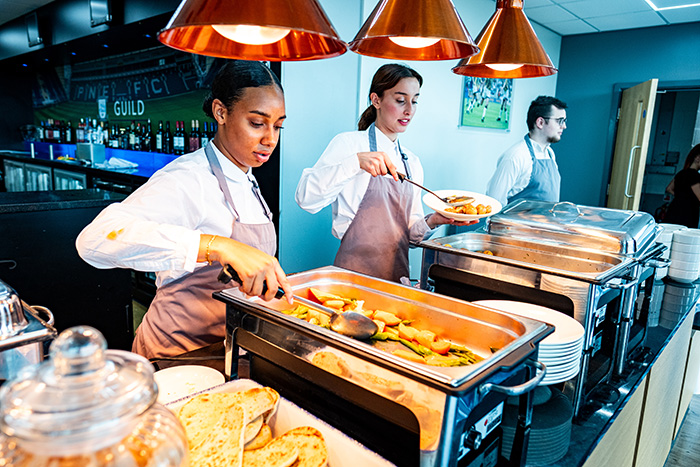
[[374, 126, 401, 159], [211, 140, 249, 182], [528, 137, 551, 156]]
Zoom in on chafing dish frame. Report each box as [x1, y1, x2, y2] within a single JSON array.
[[216, 266, 553, 466]]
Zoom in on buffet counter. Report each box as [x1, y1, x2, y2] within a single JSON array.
[[553, 277, 699, 467], [156, 277, 699, 467]]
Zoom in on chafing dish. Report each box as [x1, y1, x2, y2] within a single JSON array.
[[419, 199, 665, 417], [216, 266, 553, 467]]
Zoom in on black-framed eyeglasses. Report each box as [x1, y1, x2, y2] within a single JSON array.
[[543, 117, 567, 126]]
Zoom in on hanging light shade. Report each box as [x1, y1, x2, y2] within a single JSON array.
[[452, 0, 557, 78], [158, 0, 347, 61], [348, 0, 479, 61]]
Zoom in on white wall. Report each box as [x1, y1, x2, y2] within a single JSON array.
[[278, 0, 562, 277]]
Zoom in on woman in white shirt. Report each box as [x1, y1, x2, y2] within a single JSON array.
[[295, 64, 467, 283], [76, 61, 292, 359]]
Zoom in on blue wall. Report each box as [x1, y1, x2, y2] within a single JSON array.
[[277, 0, 562, 276], [554, 22, 700, 208]]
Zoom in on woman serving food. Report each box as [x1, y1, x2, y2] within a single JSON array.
[[76, 60, 293, 359], [295, 64, 473, 283]]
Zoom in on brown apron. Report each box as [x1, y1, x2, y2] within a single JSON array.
[[333, 123, 414, 282], [132, 142, 276, 359]]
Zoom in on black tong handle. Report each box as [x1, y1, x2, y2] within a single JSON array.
[[217, 264, 285, 299]]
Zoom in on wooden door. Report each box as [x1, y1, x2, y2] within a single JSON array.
[[607, 79, 658, 210]]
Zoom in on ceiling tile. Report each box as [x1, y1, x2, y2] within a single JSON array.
[[586, 10, 668, 31], [542, 18, 600, 35], [526, 4, 579, 23], [559, 0, 652, 17], [651, 0, 700, 8], [523, 0, 556, 7], [656, 7, 700, 22]]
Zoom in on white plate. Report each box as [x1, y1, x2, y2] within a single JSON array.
[[473, 300, 584, 346], [154, 365, 225, 404], [423, 190, 502, 221]]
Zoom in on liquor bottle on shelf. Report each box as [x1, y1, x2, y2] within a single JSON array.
[[188, 119, 200, 152], [119, 126, 128, 150], [200, 122, 210, 148], [142, 119, 154, 152], [64, 121, 72, 144], [155, 121, 164, 153], [109, 125, 119, 148], [127, 121, 136, 150], [164, 121, 173, 154], [135, 123, 143, 151], [173, 121, 185, 155], [75, 118, 84, 143]]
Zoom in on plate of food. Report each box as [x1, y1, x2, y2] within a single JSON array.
[[154, 365, 226, 404], [422, 190, 502, 221]]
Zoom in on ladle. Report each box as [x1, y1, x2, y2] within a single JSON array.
[[396, 172, 474, 206], [217, 265, 379, 340]]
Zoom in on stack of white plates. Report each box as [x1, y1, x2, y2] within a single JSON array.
[[660, 282, 697, 328], [539, 274, 590, 324], [668, 229, 700, 283], [657, 224, 686, 279], [473, 300, 584, 385]]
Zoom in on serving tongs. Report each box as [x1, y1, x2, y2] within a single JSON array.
[[396, 172, 474, 206], [217, 265, 378, 340]]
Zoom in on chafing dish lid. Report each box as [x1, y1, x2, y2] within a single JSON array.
[[486, 199, 658, 255]]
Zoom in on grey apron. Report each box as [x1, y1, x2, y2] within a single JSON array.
[[333, 123, 413, 282], [508, 135, 561, 204], [132, 142, 276, 359]]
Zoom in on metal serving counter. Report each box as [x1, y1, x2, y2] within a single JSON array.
[[550, 277, 699, 467]]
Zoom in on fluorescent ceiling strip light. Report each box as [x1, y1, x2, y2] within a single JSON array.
[[644, 0, 700, 10]]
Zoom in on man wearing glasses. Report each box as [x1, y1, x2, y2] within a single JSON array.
[[486, 95, 568, 206]]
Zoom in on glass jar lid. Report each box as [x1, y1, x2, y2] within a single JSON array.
[[0, 279, 28, 339], [0, 326, 157, 443]]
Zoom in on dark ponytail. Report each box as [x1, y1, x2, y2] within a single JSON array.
[[202, 60, 283, 118], [357, 64, 423, 131]]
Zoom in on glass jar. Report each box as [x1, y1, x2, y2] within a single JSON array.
[[0, 326, 188, 466]]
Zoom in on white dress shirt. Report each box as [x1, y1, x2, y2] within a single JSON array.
[[76, 142, 270, 288], [486, 137, 556, 206], [295, 128, 433, 243]]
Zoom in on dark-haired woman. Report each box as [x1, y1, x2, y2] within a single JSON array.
[[295, 64, 467, 283], [664, 144, 700, 228], [76, 60, 292, 359]]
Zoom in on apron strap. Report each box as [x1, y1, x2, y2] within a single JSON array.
[[369, 123, 411, 179], [205, 141, 240, 219], [205, 141, 272, 221]]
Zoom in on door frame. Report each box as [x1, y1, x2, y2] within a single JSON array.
[[602, 79, 700, 206]]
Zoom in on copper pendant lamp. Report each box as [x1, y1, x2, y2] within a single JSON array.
[[348, 0, 479, 61], [158, 0, 347, 61], [452, 0, 557, 78]]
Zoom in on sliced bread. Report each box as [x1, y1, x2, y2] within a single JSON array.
[[275, 426, 328, 467], [188, 403, 247, 467], [242, 437, 299, 467]]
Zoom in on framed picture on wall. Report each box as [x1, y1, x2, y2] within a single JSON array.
[[459, 77, 513, 130]]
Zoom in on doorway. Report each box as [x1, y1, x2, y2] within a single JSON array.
[[606, 81, 700, 221], [639, 88, 700, 222]]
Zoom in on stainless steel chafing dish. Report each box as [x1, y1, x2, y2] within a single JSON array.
[[419, 199, 666, 418], [216, 266, 553, 467]]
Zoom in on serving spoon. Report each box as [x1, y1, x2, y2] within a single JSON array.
[[217, 265, 379, 340], [396, 172, 474, 206]]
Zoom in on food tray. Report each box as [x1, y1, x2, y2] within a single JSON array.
[[165, 378, 396, 467], [219, 266, 551, 392]]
